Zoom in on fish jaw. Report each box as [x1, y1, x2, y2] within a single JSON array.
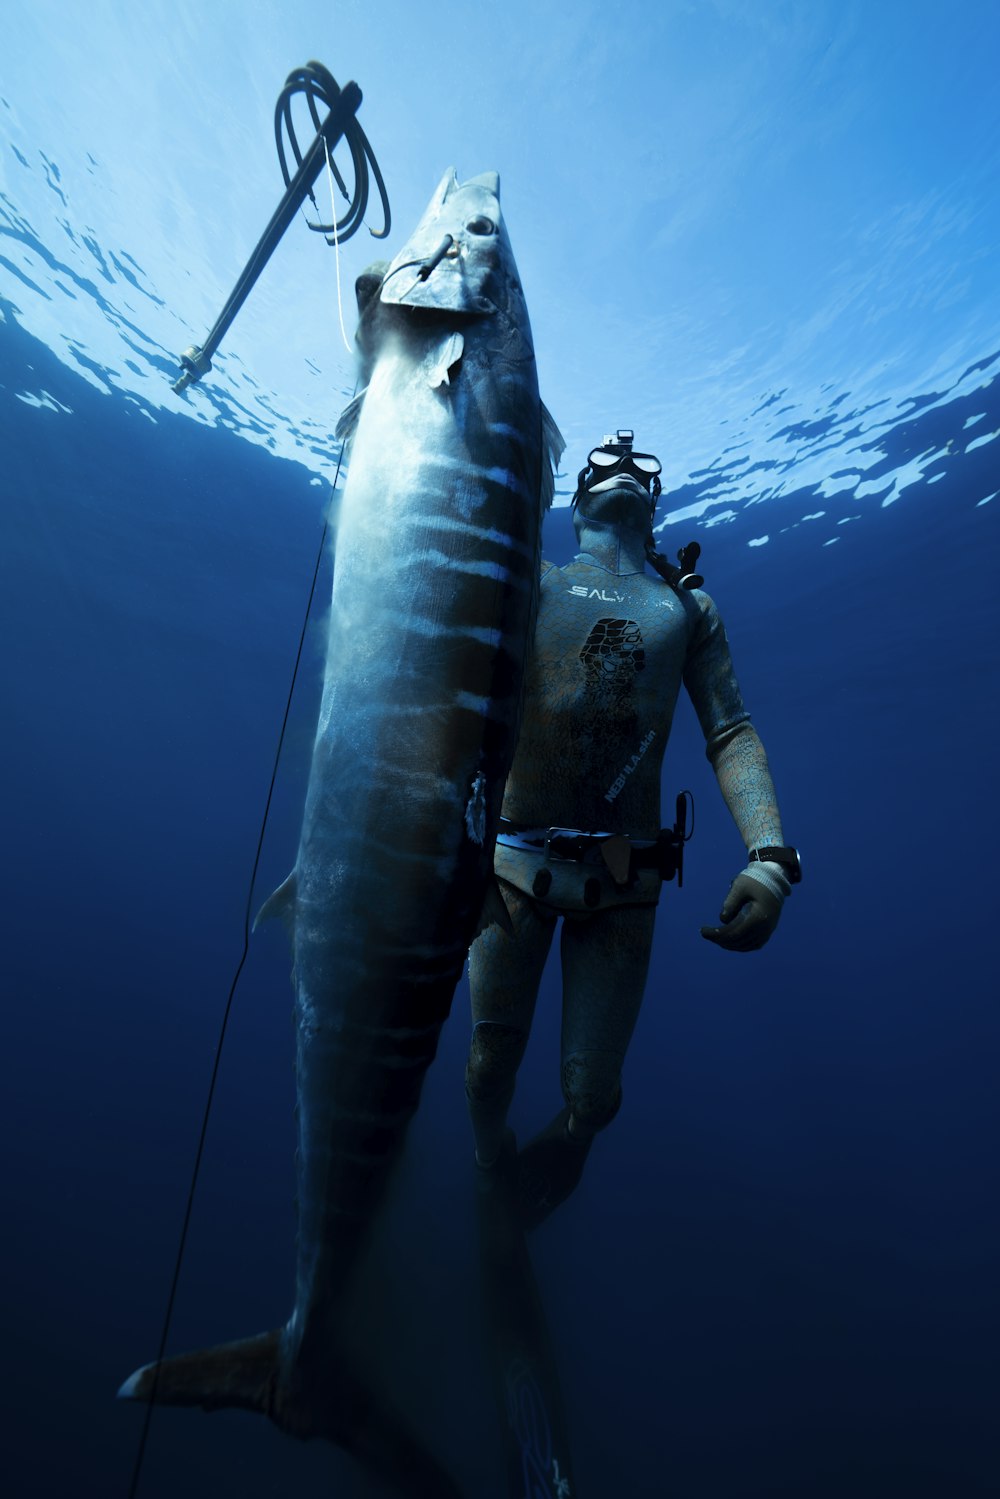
[[379, 167, 515, 316]]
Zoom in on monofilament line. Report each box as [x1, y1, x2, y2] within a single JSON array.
[[126, 437, 348, 1496]]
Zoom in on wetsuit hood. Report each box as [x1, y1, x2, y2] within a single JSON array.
[[572, 490, 652, 574]]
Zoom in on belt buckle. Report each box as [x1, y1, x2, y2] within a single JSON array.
[[546, 825, 586, 862]]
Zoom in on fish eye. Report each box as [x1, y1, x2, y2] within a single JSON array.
[[466, 216, 496, 236]]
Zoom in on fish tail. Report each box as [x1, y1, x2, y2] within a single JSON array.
[[119, 1328, 464, 1496], [118, 1329, 282, 1416]]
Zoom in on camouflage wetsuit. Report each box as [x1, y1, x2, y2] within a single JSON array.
[[465, 506, 786, 1174]]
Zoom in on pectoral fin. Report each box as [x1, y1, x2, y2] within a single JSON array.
[[426, 331, 465, 389]]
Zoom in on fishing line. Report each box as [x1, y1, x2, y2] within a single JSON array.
[[325, 136, 355, 356], [126, 435, 349, 1498]]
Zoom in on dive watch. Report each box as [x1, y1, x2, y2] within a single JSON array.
[[748, 846, 802, 884]]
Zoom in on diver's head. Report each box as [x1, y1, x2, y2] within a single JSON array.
[[572, 430, 662, 538]]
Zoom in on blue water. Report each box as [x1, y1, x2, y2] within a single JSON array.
[[4, 19, 1000, 1490], [4, 282, 999, 1496]]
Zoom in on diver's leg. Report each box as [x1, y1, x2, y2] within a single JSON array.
[[517, 904, 656, 1226], [466, 881, 557, 1166], [560, 902, 656, 1138]]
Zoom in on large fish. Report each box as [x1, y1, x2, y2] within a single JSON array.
[[120, 169, 562, 1494]]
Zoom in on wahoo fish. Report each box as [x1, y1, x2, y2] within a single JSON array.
[[120, 169, 562, 1494]]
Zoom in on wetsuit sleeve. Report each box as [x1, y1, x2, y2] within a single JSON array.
[[683, 592, 784, 850], [682, 592, 752, 758]]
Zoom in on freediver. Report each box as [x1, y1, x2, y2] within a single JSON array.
[[465, 431, 801, 1228]]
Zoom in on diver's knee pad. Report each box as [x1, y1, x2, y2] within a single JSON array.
[[561, 1051, 623, 1133], [465, 1021, 527, 1103]]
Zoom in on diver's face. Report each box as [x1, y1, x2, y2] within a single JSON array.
[[576, 477, 653, 531], [579, 444, 660, 527], [586, 469, 650, 498]]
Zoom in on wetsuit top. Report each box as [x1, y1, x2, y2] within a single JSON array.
[[500, 546, 751, 843]]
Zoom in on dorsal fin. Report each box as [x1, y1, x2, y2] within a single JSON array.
[[539, 401, 565, 512]]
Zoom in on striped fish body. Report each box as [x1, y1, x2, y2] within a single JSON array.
[[284, 168, 560, 1382], [118, 172, 560, 1481]]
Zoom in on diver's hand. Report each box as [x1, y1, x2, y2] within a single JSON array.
[[700, 864, 790, 952]]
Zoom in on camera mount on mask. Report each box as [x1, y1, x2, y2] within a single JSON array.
[[577, 429, 663, 504]]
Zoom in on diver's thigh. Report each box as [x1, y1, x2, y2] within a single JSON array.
[[469, 881, 557, 1032], [559, 904, 657, 1059]]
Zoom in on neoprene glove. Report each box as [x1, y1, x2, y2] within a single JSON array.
[[700, 861, 790, 952]]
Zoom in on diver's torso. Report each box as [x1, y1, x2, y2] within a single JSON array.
[[501, 556, 698, 840]]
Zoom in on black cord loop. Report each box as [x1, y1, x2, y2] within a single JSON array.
[[275, 60, 390, 241]]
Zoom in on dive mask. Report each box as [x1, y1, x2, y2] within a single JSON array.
[[585, 443, 662, 497]]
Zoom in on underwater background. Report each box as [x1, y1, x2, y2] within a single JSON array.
[[3, 2, 999, 1495]]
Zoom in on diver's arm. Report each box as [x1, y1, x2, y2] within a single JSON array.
[[699, 723, 791, 951], [708, 722, 784, 851], [682, 594, 792, 952]]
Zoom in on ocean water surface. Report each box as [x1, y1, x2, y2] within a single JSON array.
[[3, 3, 999, 1496]]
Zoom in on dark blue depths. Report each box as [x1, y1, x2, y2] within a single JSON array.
[[2, 305, 999, 1499]]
